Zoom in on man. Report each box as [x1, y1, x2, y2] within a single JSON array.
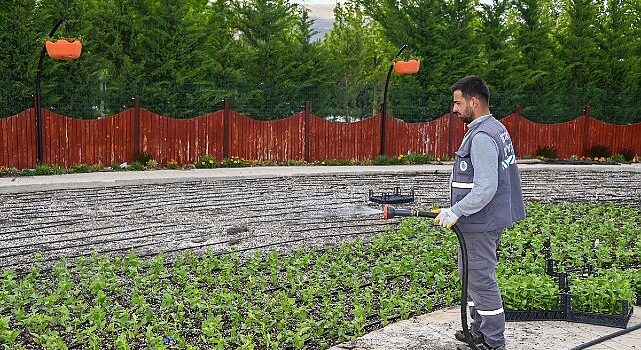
[[434, 75, 525, 350]]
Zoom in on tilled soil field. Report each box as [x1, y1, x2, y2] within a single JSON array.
[[1, 166, 640, 270]]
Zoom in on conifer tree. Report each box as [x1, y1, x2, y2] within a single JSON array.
[[322, 1, 394, 119], [0, 0, 40, 116]]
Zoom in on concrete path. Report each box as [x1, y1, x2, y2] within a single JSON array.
[[1, 162, 640, 193], [331, 305, 641, 350]]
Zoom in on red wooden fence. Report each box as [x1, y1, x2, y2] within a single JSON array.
[[1, 106, 640, 169]]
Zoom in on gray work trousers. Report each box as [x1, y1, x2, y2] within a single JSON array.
[[457, 229, 505, 348]]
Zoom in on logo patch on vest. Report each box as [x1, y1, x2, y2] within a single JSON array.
[[459, 160, 468, 172], [501, 155, 516, 170]]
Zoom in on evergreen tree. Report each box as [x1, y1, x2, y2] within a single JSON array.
[[556, 0, 602, 92], [322, 1, 394, 120], [1, 0, 640, 123], [357, 0, 483, 119], [627, 0, 641, 94], [232, 0, 312, 118], [286, 7, 331, 115], [81, 0, 150, 116], [478, 0, 526, 117], [198, 0, 244, 88], [509, 0, 564, 121], [128, 0, 212, 117], [593, 0, 635, 122], [0, 0, 41, 116]]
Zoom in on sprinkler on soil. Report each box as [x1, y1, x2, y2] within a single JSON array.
[[369, 187, 415, 205]]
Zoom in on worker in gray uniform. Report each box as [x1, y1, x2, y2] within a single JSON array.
[[433, 75, 525, 350]]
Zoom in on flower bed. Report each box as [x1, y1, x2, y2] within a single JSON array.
[[0, 203, 639, 348]]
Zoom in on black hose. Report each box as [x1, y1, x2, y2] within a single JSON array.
[[568, 321, 641, 350], [383, 205, 479, 350], [386, 206, 641, 350]]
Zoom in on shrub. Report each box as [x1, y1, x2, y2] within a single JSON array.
[[111, 161, 125, 171], [617, 149, 635, 162], [283, 160, 307, 166], [570, 270, 634, 314], [0, 167, 19, 177], [323, 159, 353, 166], [610, 153, 626, 163], [91, 163, 105, 172], [72, 163, 92, 173], [535, 146, 558, 159], [32, 164, 63, 176], [146, 159, 159, 169], [220, 157, 250, 168], [135, 152, 153, 165], [258, 160, 278, 166], [127, 161, 145, 171], [500, 273, 560, 311], [403, 153, 437, 164], [166, 160, 179, 169], [195, 155, 217, 169], [587, 145, 611, 159], [372, 155, 393, 165]]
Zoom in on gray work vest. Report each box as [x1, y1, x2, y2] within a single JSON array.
[[451, 116, 526, 232]]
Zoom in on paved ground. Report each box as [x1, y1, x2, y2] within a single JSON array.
[[330, 305, 641, 350], [1, 162, 640, 349], [2, 162, 641, 193]]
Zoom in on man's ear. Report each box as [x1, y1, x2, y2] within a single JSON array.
[[470, 96, 478, 109]]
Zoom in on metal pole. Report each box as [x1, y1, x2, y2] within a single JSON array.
[[35, 18, 65, 165], [380, 44, 408, 156]]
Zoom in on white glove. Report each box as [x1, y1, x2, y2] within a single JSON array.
[[433, 208, 459, 229]]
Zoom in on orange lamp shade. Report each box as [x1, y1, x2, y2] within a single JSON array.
[[393, 59, 420, 75], [45, 39, 82, 60]]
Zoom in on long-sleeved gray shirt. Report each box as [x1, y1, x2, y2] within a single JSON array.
[[450, 115, 499, 218]]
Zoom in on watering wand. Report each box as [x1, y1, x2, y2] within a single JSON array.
[[382, 204, 484, 350]]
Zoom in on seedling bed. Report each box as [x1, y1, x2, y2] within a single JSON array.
[[505, 259, 635, 328]]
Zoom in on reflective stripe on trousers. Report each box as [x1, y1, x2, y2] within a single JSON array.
[[458, 229, 505, 348]]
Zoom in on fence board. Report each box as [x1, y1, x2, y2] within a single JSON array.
[[94, 119, 102, 166], [0, 117, 7, 166], [18, 110, 29, 169], [127, 110, 134, 163], [20, 110, 31, 168], [9, 114, 18, 168]]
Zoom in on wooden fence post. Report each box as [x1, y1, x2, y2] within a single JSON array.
[[379, 111, 387, 156], [304, 101, 311, 163], [582, 105, 592, 158], [447, 111, 455, 158], [133, 95, 141, 158], [223, 98, 230, 159], [514, 104, 522, 157]]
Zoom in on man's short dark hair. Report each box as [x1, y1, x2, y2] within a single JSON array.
[[451, 75, 490, 105]]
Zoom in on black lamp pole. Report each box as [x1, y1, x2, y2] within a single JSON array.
[[380, 44, 408, 156], [35, 18, 65, 164]]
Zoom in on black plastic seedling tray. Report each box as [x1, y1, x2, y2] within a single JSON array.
[[506, 296, 633, 329], [505, 259, 635, 328]]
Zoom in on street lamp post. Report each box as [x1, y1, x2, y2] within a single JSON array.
[[380, 45, 420, 156], [34, 19, 65, 164]]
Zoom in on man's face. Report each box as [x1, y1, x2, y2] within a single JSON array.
[[452, 90, 474, 124]]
